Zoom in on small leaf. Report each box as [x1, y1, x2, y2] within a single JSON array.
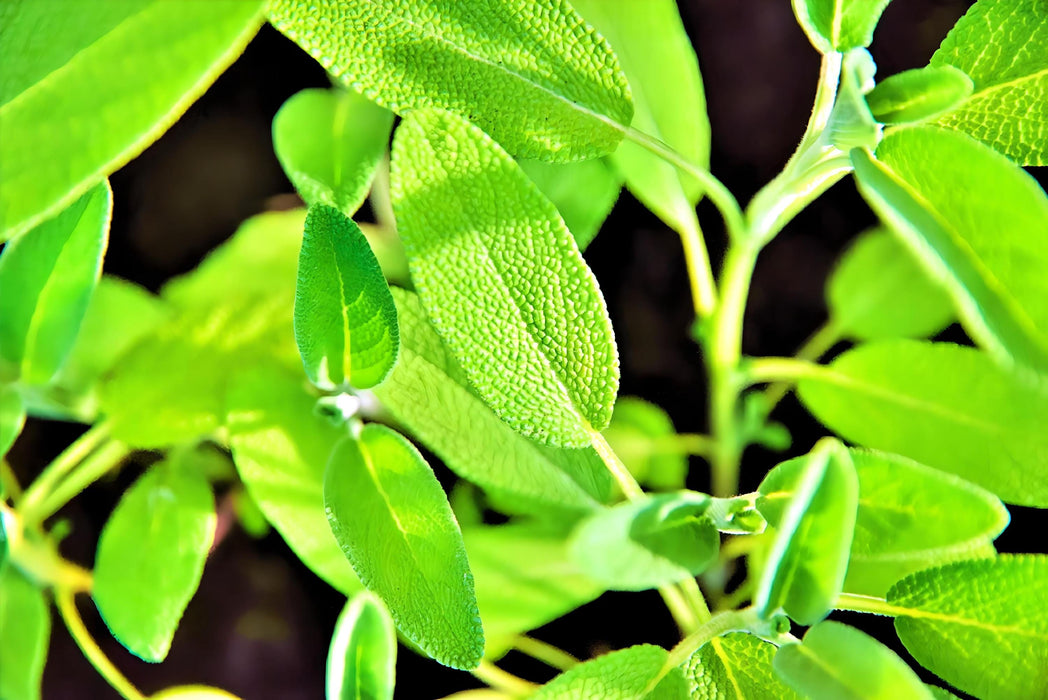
[[684, 633, 801, 700], [324, 424, 484, 670], [827, 49, 882, 152], [773, 621, 933, 700], [267, 0, 633, 161], [93, 460, 216, 662], [326, 592, 396, 700], [517, 158, 622, 250], [0, 566, 49, 700], [791, 0, 893, 53], [888, 555, 1048, 700], [391, 110, 618, 447], [0, 385, 25, 458], [0, 181, 110, 385], [602, 397, 688, 492], [294, 204, 398, 390], [755, 439, 858, 626], [865, 65, 973, 125], [532, 645, 687, 699]]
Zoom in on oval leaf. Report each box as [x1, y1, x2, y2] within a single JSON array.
[[791, 0, 893, 53], [532, 645, 687, 700], [327, 592, 396, 700], [865, 65, 973, 125], [0, 567, 49, 700], [391, 109, 619, 447], [684, 632, 801, 700], [517, 158, 622, 251], [324, 424, 484, 670]]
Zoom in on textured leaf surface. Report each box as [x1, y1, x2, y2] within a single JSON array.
[[683, 632, 800, 700], [865, 65, 973, 125], [852, 126, 1048, 370], [326, 592, 396, 700], [324, 424, 483, 670], [888, 556, 1048, 700], [0, 567, 49, 700], [773, 621, 932, 700], [532, 645, 687, 699], [602, 397, 687, 491], [295, 205, 398, 390], [391, 110, 618, 447], [930, 0, 1048, 165], [0, 182, 110, 385], [93, 461, 216, 662], [517, 158, 621, 250], [791, 0, 892, 52], [0, 385, 24, 458], [268, 0, 632, 161], [0, 0, 264, 239], [796, 340, 1048, 507]]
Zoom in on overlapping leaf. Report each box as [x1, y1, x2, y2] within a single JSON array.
[[532, 645, 687, 699], [791, 0, 893, 53], [517, 158, 622, 250], [683, 632, 800, 700]]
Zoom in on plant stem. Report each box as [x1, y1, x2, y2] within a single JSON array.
[[19, 422, 111, 517], [472, 661, 537, 697], [679, 212, 718, 318], [22, 440, 129, 527], [677, 577, 711, 623], [1, 459, 23, 502], [55, 589, 146, 700], [835, 592, 904, 617], [743, 357, 826, 386], [798, 52, 844, 152], [761, 321, 842, 410], [513, 636, 579, 671], [589, 430, 644, 501], [663, 608, 762, 672], [659, 584, 700, 635]]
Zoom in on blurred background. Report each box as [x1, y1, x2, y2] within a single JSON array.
[[8, 0, 1045, 697]]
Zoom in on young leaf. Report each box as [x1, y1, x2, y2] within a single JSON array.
[[791, 0, 893, 53], [326, 592, 396, 700], [273, 88, 393, 217], [0, 0, 264, 240], [532, 645, 687, 699], [852, 126, 1048, 371], [0, 385, 24, 458], [930, 0, 1048, 165], [93, 460, 216, 662], [684, 633, 800, 700], [267, 0, 633, 162], [888, 555, 1048, 700], [602, 397, 688, 492], [865, 66, 973, 125], [294, 204, 398, 390], [0, 181, 110, 385], [517, 158, 622, 250], [324, 424, 484, 670], [773, 621, 933, 700], [569, 492, 719, 591], [754, 439, 858, 625], [795, 340, 1048, 507], [827, 227, 953, 341], [827, 49, 882, 152], [226, 366, 361, 594], [0, 566, 49, 700], [391, 109, 619, 447]]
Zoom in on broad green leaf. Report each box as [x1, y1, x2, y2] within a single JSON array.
[[326, 592, 396, 700], [569, 492, 718, 591], [603, 397, 688, 492], [0, 181, 110, 385], [93, 460, 216, 662], [267, 0, 633, 162], [517, 158, 622, 250], [791, 0, 893, 53], [294, 204, 398, 390], [755, 439, 858, 625], [226, 366, 361, 594], [324, 424, 483, 670], [273, 88, 393, 217], [0, 566, 49, 700], [391, 110, 619, 447], [374, 289, 611, 514], [795, 340, 1048, 507], [0, 385, 24, 458], [773, 621, 933, 700], [570, 0, 709, 241], [852, 126, 1048, 371], [463, 524, 604, 658], [865, 66, 973, 125], [151, 687, 240, 700], [684, 633, 801, 700], [926, 688, 960, 700], [888, 555, 1048, 700], [0, 0, 264, 240], [930, 0, 1048, 165], [827, 227, 953, 341], [533, 645, 687, 700]]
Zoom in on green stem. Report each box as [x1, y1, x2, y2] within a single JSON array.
[[19, 422, 111, 517], [761, 321, 842, 411], [677, 577, 712, 623], [662, 608, 763, 674], [659, 584, 700, 635], [2, 502, 93, 592], [679, 212, 718, 318], [1, 459, 22, 503], [589, 430, 644, 501], [22, 440, 129, 527], [798, 52, 844, 152], [472, 661, 537, 697], [835, 592, 902, 617], [56, 589, 146, 700], [743, 357, 826, 386], [513, 636, 579, 671]]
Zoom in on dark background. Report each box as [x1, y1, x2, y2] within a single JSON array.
[[9, 1, 1045, 698]]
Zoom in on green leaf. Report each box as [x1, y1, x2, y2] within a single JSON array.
[[929, 0, 1048, 165], [888, 555, 1048, 700], [326, 592, 396, 700], [517, 158, 622, 250], [226, 365, 361, 594], [755, 439, 858, 625], [93, 459, 216, 662], [324, 424, 483, 670], [267, 0, 632, 162], [150, 687, 239, 700], [0, 182, 110, 385], [533, 645, 687, 700], [773, 621, 933, 700], [865, 66, 973, 125], [0, 0, 264, 240], [294, 204, 398, 390], [602, 398, 688, 492], [0, 567, 49, 700], [273, 88, 393, 217], [570, 0, 710, 240], [684, 633, 801, 700], [569, 492, 718, 591], [795, 340, 1048, 507], [0, 385, 24, 458], [827, 49, 882, 152], [852, 126, 1048, 371], [827, 227, 953, 341], [791, 0, 893, 53], [374, 288, 611, 514], [391, 110, 619, 447]]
